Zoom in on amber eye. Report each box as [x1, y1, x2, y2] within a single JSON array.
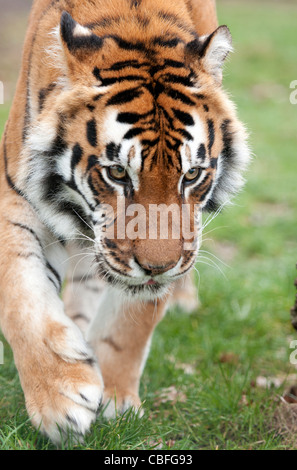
[[183, 168, 202, 184], [108, 166, 128, 183]]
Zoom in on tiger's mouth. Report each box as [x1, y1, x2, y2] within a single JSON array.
[[95, 253, 195, 299], [96, 266, 170, 297]]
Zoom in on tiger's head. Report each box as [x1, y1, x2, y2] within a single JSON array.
[[21, 11, 250, 298]]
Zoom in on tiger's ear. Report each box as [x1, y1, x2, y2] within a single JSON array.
[[60, 11, 103, 56], [200, 26, 233, 83], [188, 26, 233, 84]]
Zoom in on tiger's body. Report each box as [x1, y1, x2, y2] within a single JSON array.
[[0, 0, 249, 444]]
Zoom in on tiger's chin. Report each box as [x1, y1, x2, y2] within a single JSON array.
[[96, 265, 174, 301]]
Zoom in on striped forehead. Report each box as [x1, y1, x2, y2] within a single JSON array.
[[101, 108, 209, 164]]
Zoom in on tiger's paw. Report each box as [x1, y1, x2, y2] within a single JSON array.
[[102, 390, 144, 420], [26, 358, 103, 445], [19, 323, 103, 445]]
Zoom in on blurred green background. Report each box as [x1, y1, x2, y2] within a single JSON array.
[[0, 0, 297, 450]]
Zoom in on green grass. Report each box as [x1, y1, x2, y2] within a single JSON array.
[[1, 0, 297, 450]]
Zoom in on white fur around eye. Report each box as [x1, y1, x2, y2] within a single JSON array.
[[103, 110, 131, 147], [180, 112, 207, 172]]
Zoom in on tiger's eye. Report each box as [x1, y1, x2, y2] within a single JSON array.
[[184, 168, 201, 183], [108, 166, 128, 182]]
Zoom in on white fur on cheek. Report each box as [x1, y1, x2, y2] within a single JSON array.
[[28, 120, 58, 153]]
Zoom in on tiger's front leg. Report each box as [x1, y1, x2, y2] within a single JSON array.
[[0, 195, 103, 445], [87, 292, 168, 418]]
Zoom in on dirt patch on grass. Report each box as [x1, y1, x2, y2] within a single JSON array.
[[274, 402, 297, 448]]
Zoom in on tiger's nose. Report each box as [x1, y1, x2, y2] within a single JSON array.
[[135, 258, 178, 276]]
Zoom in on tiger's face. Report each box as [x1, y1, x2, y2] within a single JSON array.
[[20, 12, 249, 298]]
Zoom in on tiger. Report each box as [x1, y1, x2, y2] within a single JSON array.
[[0, 0, 250, 444]]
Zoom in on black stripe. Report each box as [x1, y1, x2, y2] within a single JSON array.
[[43, 172, 64, 201], [163, 73, 193, 87], [108, 35, 147, 53], [87, 154, 99, 172], [46, 260, 62, 291], [106, 143, 121, 161], [104, 238, 117, 250], [17, 252, 44, 261], [165, 138, 181, 152], [141, 137, 159, 147], [102, 75, 144, 86], [176, 128, 193, 141], [87, 119, 98, 147], [44, 119, 67, 158], [88, 174, 100, 197], [100, 254, 134, 278], [93, 67, 101, 81], [210, 157, 217, 169], [197, 143, 206, 162], [92, 169, 115, 194], [65, 179, 96, 211], [165, 88, 196, 106], [152, 37, 181, 48], [38, 83, 56, 113], [124, 127, 147, 140], [61, 12, 103, 52], [173, 108, 194, 126], [207, 119, 215, 155], [71, 143, 83, 171], [109, 60, 150, 71], [149, 61, 184, 77], [66, 145, 97, 211], [42, 170, 95, 225], [221, 119, 234, 162], [106, 87, 143, 106], [86, 16, 121, 30], [163, 59, 185, 69], [193, 174, 212, 202], [198, 184, 213, 203], [204, 199, 219, 212], [117, 109, 154, 124], [9, 220, 63, 291], [195, 93, 206, 100], [117, 112, 142, 124], [9, 221, 43, 250], [93, 94, 103, 102]]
